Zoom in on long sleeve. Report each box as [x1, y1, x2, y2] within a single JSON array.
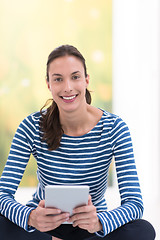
[[0, 111, 144, 235], [96, 117, 144, 237], [0, 115, 37, 231]]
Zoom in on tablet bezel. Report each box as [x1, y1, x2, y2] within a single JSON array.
[[45, 185, 89, 223]]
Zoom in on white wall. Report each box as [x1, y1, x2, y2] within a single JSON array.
[[112, 1, 160, 236]]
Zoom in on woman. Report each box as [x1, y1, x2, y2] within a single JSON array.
[[0, 45, 156, 240]]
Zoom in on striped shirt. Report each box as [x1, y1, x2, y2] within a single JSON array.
[[0, 109, 143, 237]]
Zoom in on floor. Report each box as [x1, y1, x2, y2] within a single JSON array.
[[15, 187, 159, 239]]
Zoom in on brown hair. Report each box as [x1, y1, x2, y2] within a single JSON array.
[[40, 45, 92, 150]]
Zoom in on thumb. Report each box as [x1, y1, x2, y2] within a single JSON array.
[[88, 195, 92, 205], [38, 200, 45, 208]]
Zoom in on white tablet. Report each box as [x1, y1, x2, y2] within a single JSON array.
[[45, 185, 89, 223]]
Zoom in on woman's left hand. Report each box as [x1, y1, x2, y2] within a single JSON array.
[[68, 195, 102, 233]]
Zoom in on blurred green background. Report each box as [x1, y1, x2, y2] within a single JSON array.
[[0, 0, 112, 186]]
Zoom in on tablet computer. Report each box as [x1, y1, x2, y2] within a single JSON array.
[[45, 185, 89, 223]]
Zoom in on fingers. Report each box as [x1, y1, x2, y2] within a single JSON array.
[[71, 213, 99, 233], [44, 208, 62, 216], [67, 196, 102, 233], [39, 200, 45, 208], [72, 217, 90, 227], [38, 200, 62, 216], [71, 213, 101, 233], [46, 212, 70, 224], [29, 200, 70, 232], [35, 212, 70, 232], [72, 195, 92, 215], [69, 207, 97, 223], [88, 195, 92, 205], [72, 204, 94, 215]]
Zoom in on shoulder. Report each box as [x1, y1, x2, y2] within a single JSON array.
[[19, 111, 41, 131], [24, 111, 41, 122], [100, 109, 120, 123], [89, 105, 123, 126], [13, 112, 42, 143], [100, 109, 129, 131]]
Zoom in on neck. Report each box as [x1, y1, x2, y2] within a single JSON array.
[[59, 104, 91, 136]]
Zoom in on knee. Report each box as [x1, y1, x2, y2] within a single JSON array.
[[139, 219, 156, 240], [128, 219, 156, 240]]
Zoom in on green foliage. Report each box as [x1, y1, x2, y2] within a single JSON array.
[[0, 0, 112, 186]]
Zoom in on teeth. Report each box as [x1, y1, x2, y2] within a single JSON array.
[[62, 95, 76, 100]]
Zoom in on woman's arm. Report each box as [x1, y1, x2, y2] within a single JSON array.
[[0, 114, 38, 231], [62, 116, 143, 237], [96, 117, 144, 237]]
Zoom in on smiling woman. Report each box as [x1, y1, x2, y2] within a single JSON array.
[[0, 0, 112, 186], [0, 45, 156, 240], [40, 45, 92, 150], [47, 56, 89, 110]]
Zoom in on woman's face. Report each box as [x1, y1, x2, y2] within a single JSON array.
[[47, 55, 89, 114]]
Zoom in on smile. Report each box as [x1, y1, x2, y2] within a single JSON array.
[[60, 94, 78, 103], [62, 95, 76, 100]]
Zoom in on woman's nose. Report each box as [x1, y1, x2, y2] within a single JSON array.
[[63, 79, 72, 92]]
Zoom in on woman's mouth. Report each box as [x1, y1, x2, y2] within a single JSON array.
[[61, 94, 78, 103]]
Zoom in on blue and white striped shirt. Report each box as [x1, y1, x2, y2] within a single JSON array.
[[0, 109, 143, 237]]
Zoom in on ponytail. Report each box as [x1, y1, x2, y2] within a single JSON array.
[[41, 45, 91, 150], [40, 89, 91, 150]]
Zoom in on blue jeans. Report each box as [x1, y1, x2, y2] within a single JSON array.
[[0, 214, 156, 240]]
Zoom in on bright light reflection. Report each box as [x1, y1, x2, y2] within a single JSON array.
[[89, 8, 100, 19], [21, 78, 30, 87], [92, 50, 104, 63]]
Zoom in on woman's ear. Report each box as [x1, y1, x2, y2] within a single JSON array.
[[86, 74, 90, 87], [46, 79, 51, 91]]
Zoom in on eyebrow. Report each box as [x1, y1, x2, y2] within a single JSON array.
[[52, 73, 62, 77], [52, 71, 80, 77], [71, 71, 80, 75]]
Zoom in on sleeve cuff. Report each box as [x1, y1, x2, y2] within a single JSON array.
[[24, 206, 36, 232], [95, 212, 107, 237]]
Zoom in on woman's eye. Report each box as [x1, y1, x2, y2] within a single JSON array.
[[55, 77, 62, 82], [72, 75, 80, 80]]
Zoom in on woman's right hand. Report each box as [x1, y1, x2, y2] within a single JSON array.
[[28, 200, 70, 232]]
